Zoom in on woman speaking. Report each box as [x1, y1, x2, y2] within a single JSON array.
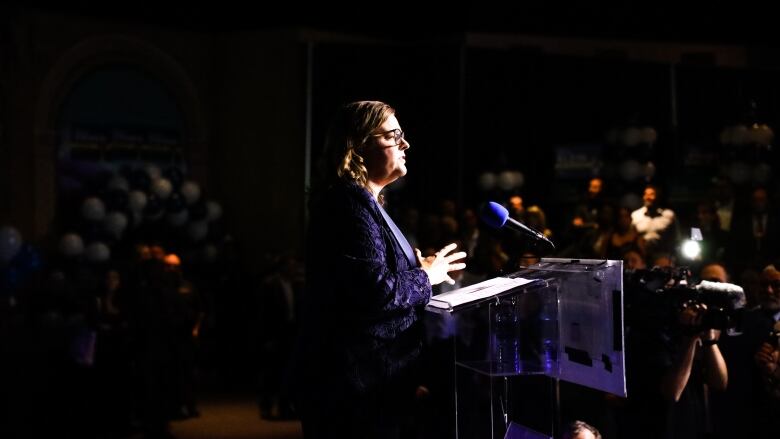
[[293, 101, 465, 438]]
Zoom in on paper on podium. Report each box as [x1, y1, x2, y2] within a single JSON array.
[[427, 276, 537, 311]]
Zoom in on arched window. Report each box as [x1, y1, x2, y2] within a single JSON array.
[[57, 65, 186, 200]]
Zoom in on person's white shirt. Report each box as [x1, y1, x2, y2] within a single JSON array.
[[716, 200, 735, 232], [631, 206, 675, 243]]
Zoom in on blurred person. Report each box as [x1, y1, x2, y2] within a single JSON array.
[[729, 187, 778, 272], [712, 265, 780, 438], [692, 201, 727, 263], [620, 273, 728, 438], [699, 263, 728, 283], [526, 205, 553, 240], [571, 177, 605, 228], [606, 207, 644, 260], [713, 178, 736, 233], [623, 249, 647, 271], [258, 254, 303, 420], [562, 420, 602, 439], [518, 252, 540, 268], [508, 195, 525, 221], [631, 184, 679, 256], [569, 177, 607, 238], [651, 253, 674, 269]]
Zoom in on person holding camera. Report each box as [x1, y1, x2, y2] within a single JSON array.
[[621, 269, 728, 439], [662, 302, 728, 397]]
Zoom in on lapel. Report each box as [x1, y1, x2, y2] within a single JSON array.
[[349, 183, 404, 271]]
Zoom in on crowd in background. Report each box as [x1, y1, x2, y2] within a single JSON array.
[[2, 172, 780, 438]]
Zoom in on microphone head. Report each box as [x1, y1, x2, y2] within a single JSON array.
[[480, 201, 509, 229], [696, 280, 747, 309]]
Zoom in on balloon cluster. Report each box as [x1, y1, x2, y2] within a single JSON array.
[[478, 170, 525, 192], [716, 121, 775, 185], [719, 123, 774, 146], [605, 126, 658, 148], [722, 161, 772, 186], [0, 226, 43, 296], [58, 164, 224, 265]]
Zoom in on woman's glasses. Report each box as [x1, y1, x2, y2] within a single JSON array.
[[372, 128, 405, 146]]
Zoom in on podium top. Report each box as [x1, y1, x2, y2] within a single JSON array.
[[426, 276, 542, 313]]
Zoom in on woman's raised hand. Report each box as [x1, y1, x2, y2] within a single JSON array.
[[417, 243, 467, 286]]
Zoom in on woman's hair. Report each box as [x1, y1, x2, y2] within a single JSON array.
[[317, 101, 395, 191]]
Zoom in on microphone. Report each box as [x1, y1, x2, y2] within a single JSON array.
[[695, 280, 746, 309], [480, 201, 555, 249]]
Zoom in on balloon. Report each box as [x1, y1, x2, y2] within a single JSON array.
[[497, 171, 516, 191], [640, 126, 657, 145], [621, 127, 642, 147], [13, 244, 42, 274], [144, 194, 164, 220], [86, 242, 111, 263], [189, 201, 208, 221], [206, 201, 223, 222], [151, 178, 173, 200], [145, 164, 162, 180], [104, 188, 129, 211], [619, 160, 642, 181], [129, 169, 151, 191], [163, 167, 184, 189], [511, 171, 525, 189], [107, 175, 130, 192], [0, 226, 23, 264], [128, 190, 148, 213], [754, 124, 774, 145], [104, 212, 128, 239], [59, 233, 84, 257], [166, 192, 186, 213], [731, 124, 748, 146], [180, 181, 201, 205], [167, 210, 189, 227], [188, 221, 209, 242], [81, 197, 106, 222], [478, 172, 496, 191]]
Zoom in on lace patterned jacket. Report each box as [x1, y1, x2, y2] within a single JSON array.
[[296, 181, 432, 396]]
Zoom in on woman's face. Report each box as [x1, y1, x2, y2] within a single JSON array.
[[363, 114, 410, 187]]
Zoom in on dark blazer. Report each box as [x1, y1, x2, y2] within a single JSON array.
[[295, 181, 432, 398]]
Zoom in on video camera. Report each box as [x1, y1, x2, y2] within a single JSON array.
[[625, 266, 747, 332]]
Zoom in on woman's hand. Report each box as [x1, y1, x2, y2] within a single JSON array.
[[417, 243, 467, 286]]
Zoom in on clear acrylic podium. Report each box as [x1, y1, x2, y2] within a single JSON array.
[[425, 259, 626, 439]]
